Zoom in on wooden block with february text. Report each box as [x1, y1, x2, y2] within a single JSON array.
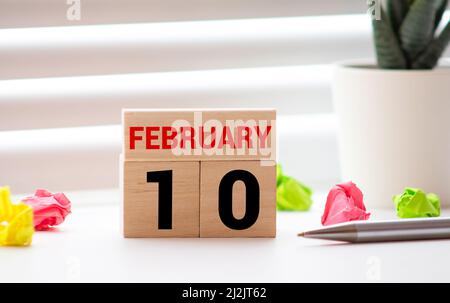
[[122, 160, 200, 237], [123, 109, 276, 162], [200, 160, 276, 237]]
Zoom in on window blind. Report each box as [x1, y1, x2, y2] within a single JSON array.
[[1, 0, 370, 28]]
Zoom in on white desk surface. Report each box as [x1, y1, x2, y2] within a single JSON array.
[[3, 189, 450, 283]]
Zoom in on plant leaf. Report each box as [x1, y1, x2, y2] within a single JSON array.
[[372, 7, 408, 69], [434, 0, 448, 29], [400, 0, 445, 61], [412, 21, 450, 69], [386, 0, 411, 33]]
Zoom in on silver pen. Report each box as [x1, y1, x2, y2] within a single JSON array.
[[298, 217, 450, 243]]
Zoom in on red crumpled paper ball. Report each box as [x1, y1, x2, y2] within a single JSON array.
[[321, 181, 370, 226], [22, 189, 72, 231]]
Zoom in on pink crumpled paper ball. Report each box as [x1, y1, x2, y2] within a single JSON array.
[[321, 181, 370, 226], [22, 189, 72, 231]]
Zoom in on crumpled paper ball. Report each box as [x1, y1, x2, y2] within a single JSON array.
[[0, 186, 34, 246], [321, 181, 371, 226], [276, 165, 313, 211], [393, 188, 440, 218], [22, 189, 72, 231]]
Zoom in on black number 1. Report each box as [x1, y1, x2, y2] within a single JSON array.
[[147, 170, 173, 229]]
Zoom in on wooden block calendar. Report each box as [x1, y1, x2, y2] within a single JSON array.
[[121, 109, 276, 238]]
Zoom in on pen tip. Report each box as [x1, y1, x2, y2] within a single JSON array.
[[297, 232, 305, 237]]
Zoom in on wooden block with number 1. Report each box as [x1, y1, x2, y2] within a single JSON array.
[[122, 160, 200, 237]]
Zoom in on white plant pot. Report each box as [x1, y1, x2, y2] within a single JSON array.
[[332, 59, 450, 209]]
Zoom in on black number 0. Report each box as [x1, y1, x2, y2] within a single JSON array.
[[218, 170, 260, 230], [147, 169, 260, 230]]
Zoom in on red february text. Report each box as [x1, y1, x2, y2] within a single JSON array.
[[129, 125, 272, 151]]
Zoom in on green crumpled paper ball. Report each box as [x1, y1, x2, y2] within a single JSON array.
[[276, 165, 313, 211], [393, 188, 440, 218]]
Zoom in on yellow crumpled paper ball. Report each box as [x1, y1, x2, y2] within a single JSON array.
[[0, 187, 34, 246]]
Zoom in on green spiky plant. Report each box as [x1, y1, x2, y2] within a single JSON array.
[[371, 0, 450, 69]]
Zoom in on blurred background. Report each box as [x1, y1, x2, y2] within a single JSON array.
[[0, 0, 449, 198]]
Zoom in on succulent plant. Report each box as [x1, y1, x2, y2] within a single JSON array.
[[370, 0, 449, 69]]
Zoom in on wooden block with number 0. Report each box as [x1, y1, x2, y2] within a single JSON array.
[[200, 160, 276, 237], [122, 160, 200, 237]]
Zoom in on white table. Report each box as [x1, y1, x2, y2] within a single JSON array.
[[3, 189, 450, 283]]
